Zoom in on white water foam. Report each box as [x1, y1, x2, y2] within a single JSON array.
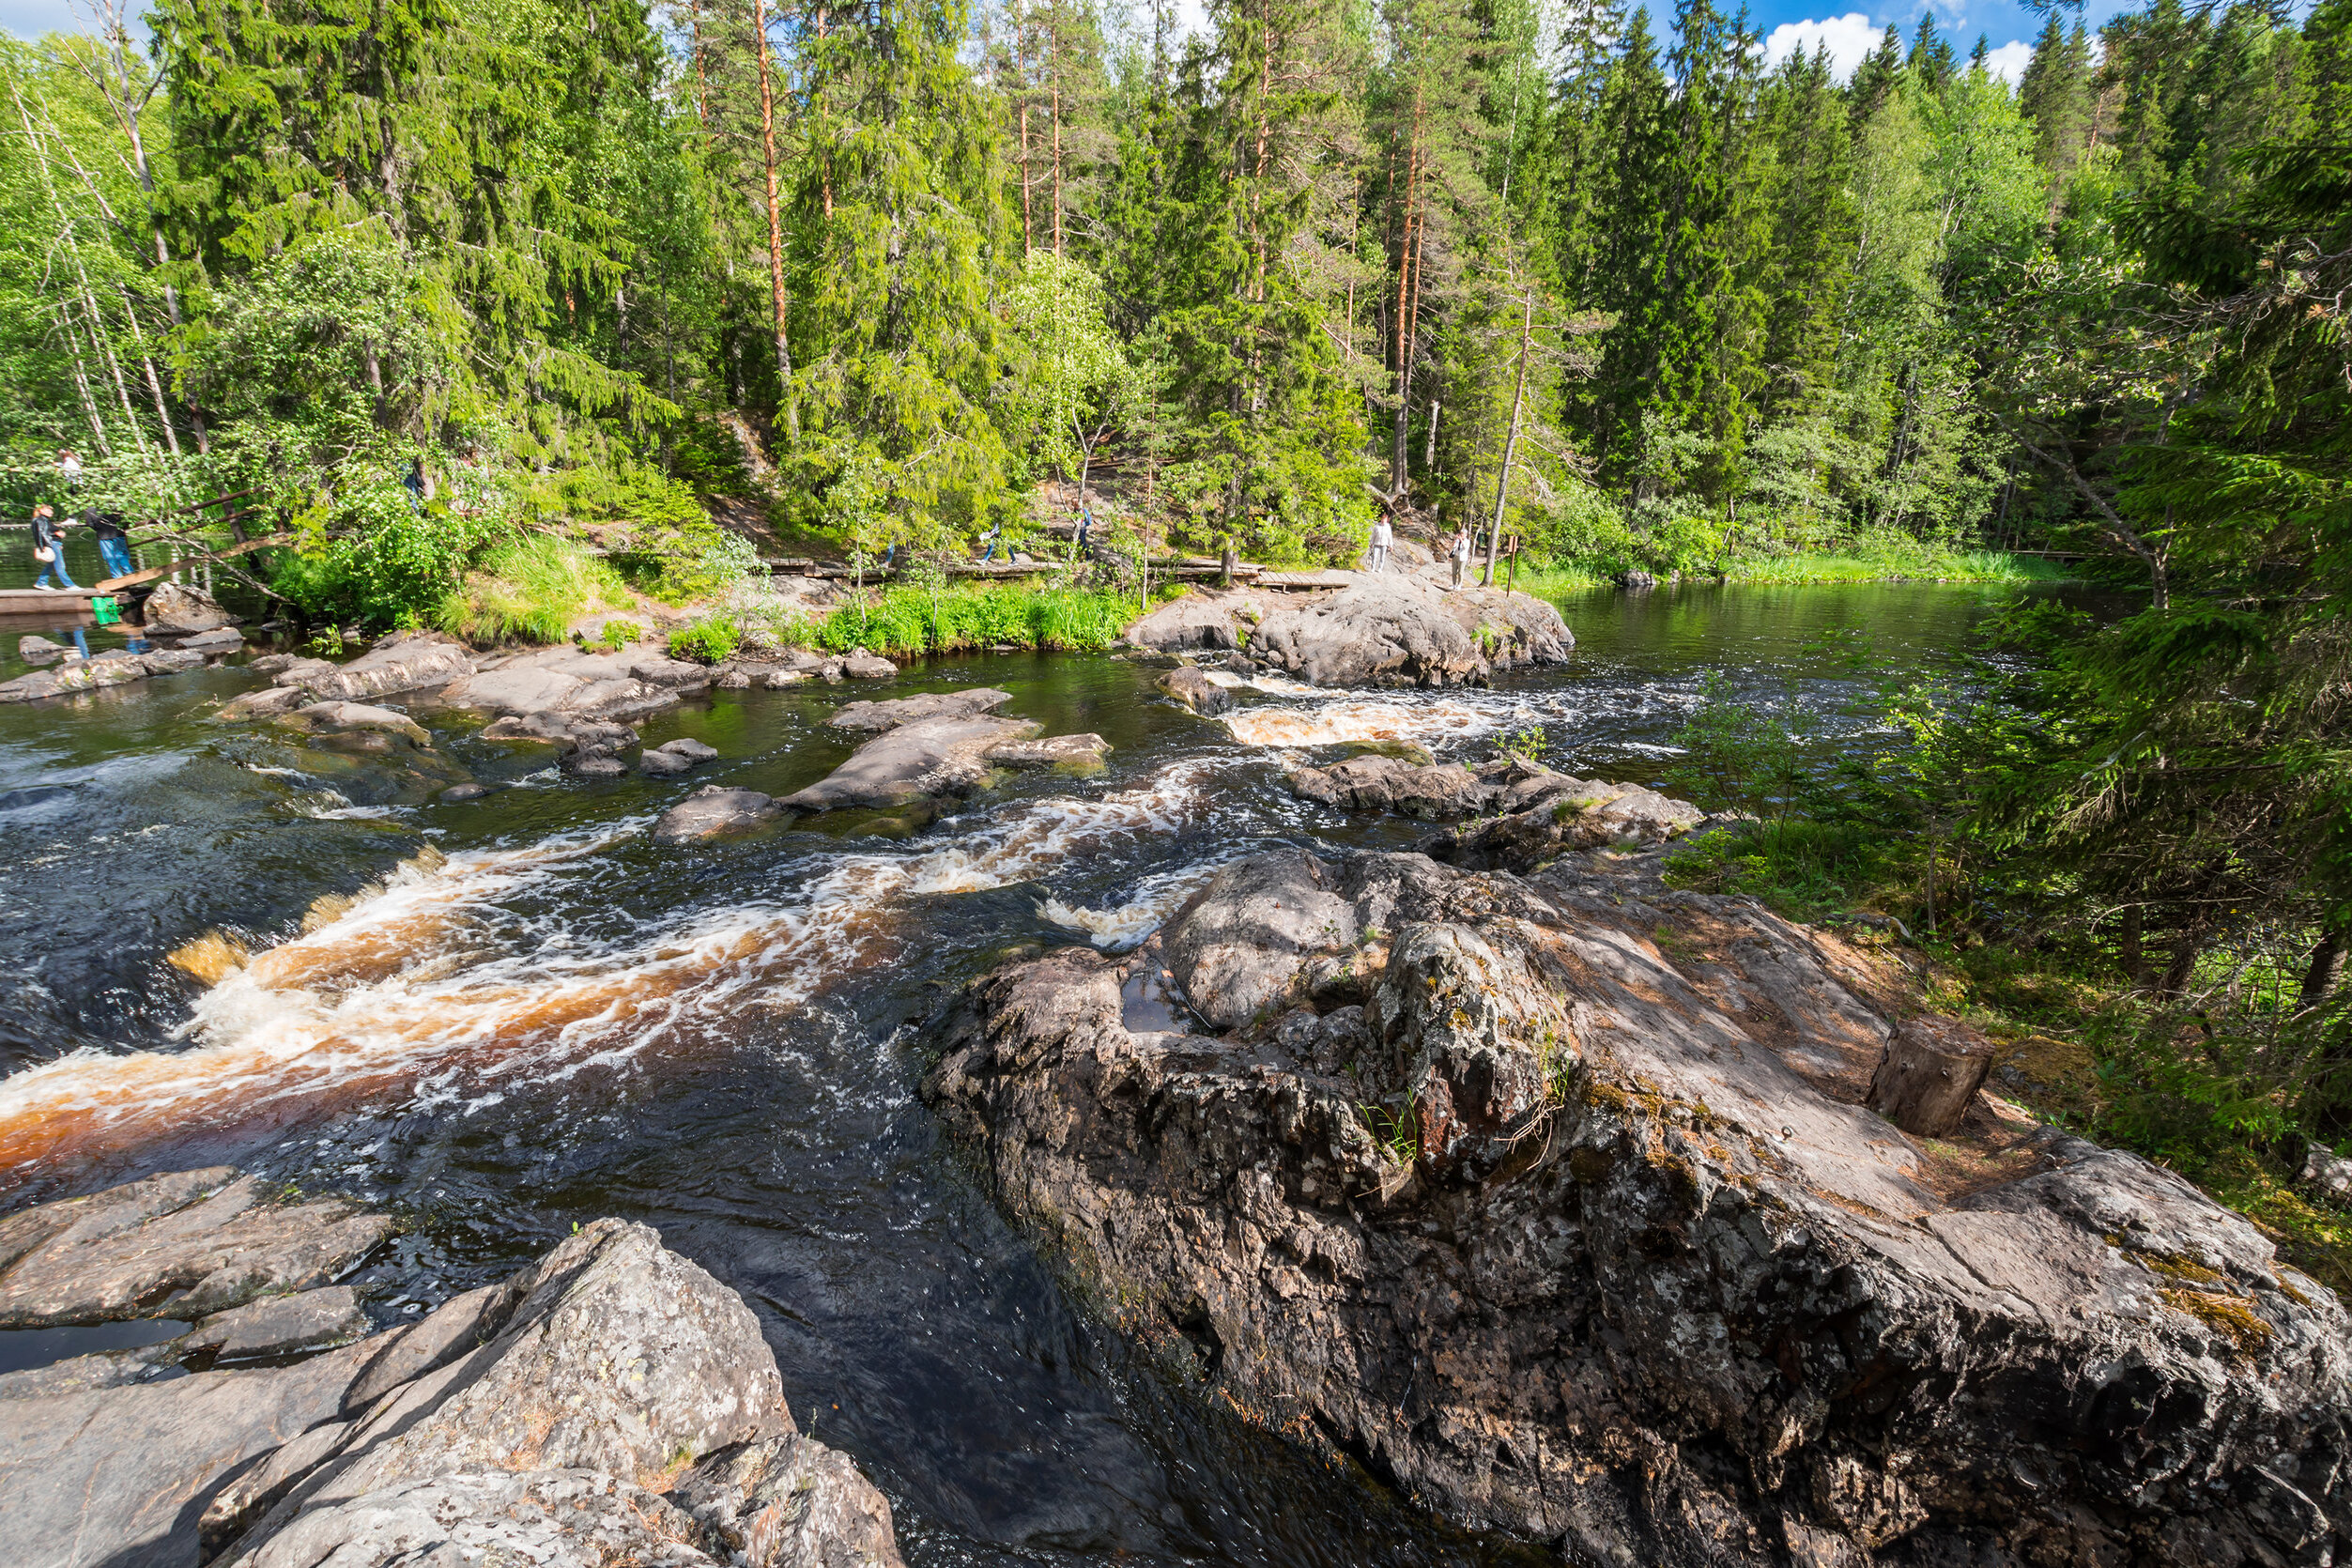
[[0, 763, 1237, 1174]]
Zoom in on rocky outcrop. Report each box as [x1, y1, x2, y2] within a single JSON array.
[[0, 1175, 903, 1568], [0, 647, 208, 703], [984, 732, 1110, 772], [1128, 578, 1570, 688], [142, 582, 236, 633], [729, 648, 898, 687], [923, 845, 2352, 1568], [1128, 590, 1264, 653], [640, 735, 720, 776], [1285, 754, 1709, 858], [272, 700, 430, 746]]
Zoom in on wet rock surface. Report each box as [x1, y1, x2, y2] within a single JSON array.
[[0, 1176, 903, 1568], [141, 582, 237, 634], [923, 844, 2352, 1567], [289, 631, 475, 703], [1127, 590, 1265, 653], [1156, 666, 1231, 715], [1129, 578, 1569, 687]]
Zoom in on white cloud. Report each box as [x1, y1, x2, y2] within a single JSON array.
[[1982, 38, 2034, 85], [1, 0, 96, 38], [1762, 13, 1883, 83]]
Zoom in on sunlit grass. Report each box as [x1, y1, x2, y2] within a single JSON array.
[[436, 533, 633, 644]]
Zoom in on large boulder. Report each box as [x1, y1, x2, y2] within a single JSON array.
[[923, 847, 2352, 1567], [0, 1177, 904, 1568], [1126, 590, 1264, 653], [1156, 667, 1231, 715], [141, 582, 236, 633], [779, 715, 1039, 812], [1249, 576, 1571, 687]]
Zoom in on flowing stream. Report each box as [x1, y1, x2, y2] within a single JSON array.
[[0, 580, 2065, 1566]]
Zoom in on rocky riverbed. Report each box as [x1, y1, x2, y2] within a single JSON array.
[[0, 1168, 904, 1567], [922, 813, 2352, 1565]]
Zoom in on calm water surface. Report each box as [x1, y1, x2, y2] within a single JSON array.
[[0, 579, 2059, 1566]]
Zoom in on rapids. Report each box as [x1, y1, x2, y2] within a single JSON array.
[[0, 580, 2067, 1567]]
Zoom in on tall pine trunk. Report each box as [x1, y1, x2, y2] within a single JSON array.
[[755, 0, 794, 432], [1484, 284, 1535, 587]]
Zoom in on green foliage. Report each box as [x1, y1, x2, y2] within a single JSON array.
[[612, 518, 763, 606], [810, 581, 1144, 658], [272, 480, 500, 626], [434, 532, 630, 643], [667, 614, 742, 664], [595, 618, 641, 651]]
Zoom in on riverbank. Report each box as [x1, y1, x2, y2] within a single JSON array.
[[1511, 541, 2076, 596]]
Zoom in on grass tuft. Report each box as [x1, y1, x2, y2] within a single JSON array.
[[436, 533, 632, 645]]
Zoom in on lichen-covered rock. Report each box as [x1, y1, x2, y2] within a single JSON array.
[[1415, 774, 1708, 869], [923, 847, 2352, 1567], [292, 631, 474, 702]]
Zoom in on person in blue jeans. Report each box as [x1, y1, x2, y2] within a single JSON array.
[[90, 512, 133, 580], [29, 506, 76, 591]]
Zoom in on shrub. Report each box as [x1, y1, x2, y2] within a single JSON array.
[[812, 581, 1145, 658], [435, 533, 632, 644], [271, 480, 500, 628], [668, 615, 742, 664]]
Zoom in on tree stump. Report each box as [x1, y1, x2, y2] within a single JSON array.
[[1867, 1018, 1993, 1137]]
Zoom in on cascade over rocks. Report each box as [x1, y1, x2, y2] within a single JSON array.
[[1130, 577, 1570, 687], [922, 842, 2352, 1567], [0, 1173, 903, 1568]]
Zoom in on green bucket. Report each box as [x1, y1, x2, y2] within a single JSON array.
[[90, 595, 120, 626]]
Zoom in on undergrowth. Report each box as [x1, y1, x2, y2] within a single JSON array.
[[435, 532, 632, 644], [810, 581, 1158, 657]]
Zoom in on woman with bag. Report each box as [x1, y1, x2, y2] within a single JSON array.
[[29, 505, 77, 592]]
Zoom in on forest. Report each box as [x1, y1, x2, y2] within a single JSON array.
[[0, 0, 2348, 1258]]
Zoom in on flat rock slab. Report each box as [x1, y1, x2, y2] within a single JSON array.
[[829, 687, 1012, 733], [1250, 576, 1570, 687], [185, 1285, 372, 1361], [653, 785, 785, 842], [0, 1169, 393, 1328], [781, 715, 1039, 811]]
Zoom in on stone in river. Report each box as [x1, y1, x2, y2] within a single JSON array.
[[1156, 666, 1230, 715], [176, 625, 244, 650], [638, 747, 693, 776], [568, 754, 627, 778], [828, 686, 1012, 733], [286, 630, 474, 702], [142, 581, 236, 633], [984, 732, 1110, 771], [1126, 589, 1264, 653], [780, 714, 1039, 812], [653, 784, 786, 842], [656, 737, 718, 762], [0, 648, 206, 704], [439, 782, 490, 802], [1248, 575, 1570, 688], [17, 635, 69, 661], [840, 651, 899, 680], [276, 700, 430, 746]]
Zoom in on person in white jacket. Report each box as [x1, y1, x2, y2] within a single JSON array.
[[1367, 516, 1392, 573]]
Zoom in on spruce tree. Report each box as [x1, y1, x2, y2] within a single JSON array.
[[1907, 13, 1958, 94]]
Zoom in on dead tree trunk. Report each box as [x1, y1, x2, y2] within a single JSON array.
[[1867, 1018, 1994, 1137]]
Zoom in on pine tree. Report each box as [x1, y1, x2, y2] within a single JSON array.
[[1907, 13, 1957, 94], [1850, 24, 1903, 126], [2019, 13, 2096, 213]]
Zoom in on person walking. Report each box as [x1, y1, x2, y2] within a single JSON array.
[[30, 505, 77, 592], [977, 520, 1004, 563], [1449, 525, 1471, 590], [1368, 515, 1392, 574], [90, 512, 134, 581]]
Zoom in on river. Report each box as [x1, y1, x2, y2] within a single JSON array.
[[0, 579, 2051, 1567]]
